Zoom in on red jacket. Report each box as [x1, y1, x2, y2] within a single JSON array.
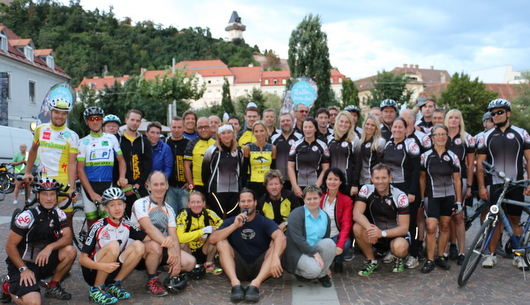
[[320, 192, 353, 250]]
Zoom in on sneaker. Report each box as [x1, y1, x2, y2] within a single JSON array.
[[383, 252, 395, 264], [421, 259, 435, 273], [457, 254, 465, 265], [89, 286, 118, 305], [13, 200, 17, 205], [45, 284, 71, 300], [514, 256, 529, 270], [106, 281, 130, 300], [318, 275, 332, 288], [418, 245, 426, 261], [449, 244, 458, 260], [482, 253, 497, 268], [435, 256, 450, 270], [358, 261, 378, 276], [343, 248, 355, 262], [146, 277, 168, 297], [404, 256, 419, 269], [392, 257, 404, 273], [204, 263, 223, 275]]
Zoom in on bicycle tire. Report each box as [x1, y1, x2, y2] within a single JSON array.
[[4, 172, 15, 194], [458, 218, 494, 286], [72, 207, 88, 251], [0, 181, 5, 201]]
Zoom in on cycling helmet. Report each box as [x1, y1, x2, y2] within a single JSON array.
[[482, 112, 492, 122], [344, 105, 361, 115], [49, 98, 71, 112], [34, 177, 61, 193], [187, 264, 206, 280], [101, 187, 126, 205], [83, 106, 105, 121], [103, 114, 121, 125], [380, 99, 398, 112], [163, 274, 188, 293], [487, 98, 511, 111]]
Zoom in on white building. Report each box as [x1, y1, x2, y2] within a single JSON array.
[[470, 65, 526, 84]]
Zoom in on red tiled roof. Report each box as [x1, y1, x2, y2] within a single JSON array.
[[34, 49, 54, 57], [230, 66, 261, 83], [331, 69, 345, 77], [0, 23, 70, 79], [262, 70, 290, 78], [423, 83, 519, 101], [194, 67, 232, 77], [143, 70, 169, 81], [353, 66, 450, 91], [76, 75, 130, 90], [175, 59, 227, 69]]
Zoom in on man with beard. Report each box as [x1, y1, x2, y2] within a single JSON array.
[[184, 117, 215, 195], [271, 113, 302, 190]]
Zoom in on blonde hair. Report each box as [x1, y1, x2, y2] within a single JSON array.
[[361, 115, 382, 151], [445, 109, 466, 142], [215, 124, 237, 153], [333, 111, 356, 142], [252, 120, 269, 142]]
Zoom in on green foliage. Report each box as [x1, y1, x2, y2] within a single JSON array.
[[0, 0, 258, 85], [438, 72, 498, 135], [263, 92, 282, 114], [67, 102, 88, 138], [366, 70, 413, 108], [221, 77, 235, 116], [340, 78, 360, 109], [508, 73, 530, 132], [288, 14, 332, 114]]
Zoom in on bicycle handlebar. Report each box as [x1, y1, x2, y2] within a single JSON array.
[[481, 161, 530, 186]]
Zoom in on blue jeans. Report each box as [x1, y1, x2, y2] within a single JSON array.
[[331, 235, 351, 263], [166, 186, 188, 215]]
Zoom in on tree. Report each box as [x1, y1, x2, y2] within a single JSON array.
[[288, 14, 332, 114], [438, 72, 498, 135], [221, 77, 235, 116], [508, 73, 530, 131], [366, 70, 413, 108], [340, 78, 360, 109]]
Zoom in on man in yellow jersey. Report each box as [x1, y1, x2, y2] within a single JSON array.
[[23, 98, 79, 223], [184, 117, 215, 196], [237, 105, 260, 147]]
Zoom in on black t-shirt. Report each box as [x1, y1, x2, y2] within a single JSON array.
[[165, 137, 190, 187], [357, 184, 409, 230], [420, 149, 460, 198]]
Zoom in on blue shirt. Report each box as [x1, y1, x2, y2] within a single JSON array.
[[304, 206, 328, 247]]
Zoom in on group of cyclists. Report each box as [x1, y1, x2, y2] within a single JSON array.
[[4, 93, 529, 304]]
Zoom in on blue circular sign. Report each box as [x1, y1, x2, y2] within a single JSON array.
[[291, 81, 316, 107]]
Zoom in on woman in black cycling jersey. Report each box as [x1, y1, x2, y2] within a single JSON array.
[[202, 124, 244, 218], [419, 124, 462, 273], [359, 114, 386, 187], [328, 111, 361, 197]]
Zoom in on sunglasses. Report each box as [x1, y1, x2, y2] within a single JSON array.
[[299, 110, 309, 114], [490, 110, 506, 117], [88, 116, 103, 122]]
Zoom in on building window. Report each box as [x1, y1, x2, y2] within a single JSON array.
[[0, 32, 7, 52], [25, 46, 34, 62], [47, 56, 55, 69], [339, 78, 343, 83], [207, 90, 212, 98], [265, 79, 269, 85], [273, 79, 277, 84], [29, 81, 36, 104], [2, 73, 10, 100], [207, 80, 212, 84], [282, 79, 286, 85], [330, 78, 334, 84]]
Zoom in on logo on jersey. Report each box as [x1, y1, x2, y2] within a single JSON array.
[[289, 139, 295, 146], [409, 143, 420, 155], [443, 155, 451, 162], [342, 142, 348, 148], [63, 131, 72, 138], [43, 132, 51, 140], [312, 146, 318, 152], [359, 186, 368, 197], [477, 136, 484, 148], [507, 133, 515, 139], [397, 194, 408, 208], [525, 132, 530, 143], [385, 198, 391, 206], [397, 144, 403, 150], [102, 231, 111, 239], [422, 137, 431, 147], [365, 142, 371, 148], [82, 138, 90, 145], [231, 151, 237, 157], [16, 214, 31, 226], [455, 138, 462, 145], [241, 228, 256, 240], [89, 148, 111, 160]]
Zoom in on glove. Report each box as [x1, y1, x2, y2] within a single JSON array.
[[454, 202, 463, 214], [202, 226, 213, 234]]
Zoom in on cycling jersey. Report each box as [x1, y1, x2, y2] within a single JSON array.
[[247, 142, 274, 183], [176, 208, 223, 252], [34, 123, 79, 180], [257, 189, 300, 225], [316, 128, 334, 144], [357, 184, 409, 230], [183, 131, 198, 140], [77, 132, 122, 182], [328, 136, 361, 187], [81, 217, 147, 260], [288, 138, 330, 187], [165, 137, 190, 188], [271, 131, 302, 182], [202, 145, 243, 193], [477, 125, 530, 184], [382, 138, 421, 193], [408, 130, 432, 154], [420, 149, 460, 198], [131, 197, 177, 235], [446, 132, 475, 179], [359, 137, 386, 185], [415, 118, 433, 133], [184, 136, 216, 186], [237, 129, 256, 147], [380, 124, 392, 142]]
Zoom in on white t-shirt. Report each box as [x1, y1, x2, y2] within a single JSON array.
[[322, 195, 339, 238], [131, 196, 176, 235]]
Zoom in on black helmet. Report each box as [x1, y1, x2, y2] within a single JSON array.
[[83, 106, 105, 121], [487, 98, 511, 111], [103, 114, 121, 125], [34, 177, 61, 193], [101, 187, 126, 205], [344, 105, 361, 115], [380, 99, 398, 112], [163, 274, 188, 293], [482, 112, 492, 122], [187, 264, 206, 280]]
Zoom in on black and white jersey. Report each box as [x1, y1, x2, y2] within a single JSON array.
[[420, 149, 460, 198], [357, 184, 409, 230], [446, 132, 474, 179], [381, 124, 392, 142], [382, 138, 421, 187], [408, 129, 432, 154], [328, 136, 361, 187], [271, 131, 302, 181], [359, 137, 387, 185], [355, 126, 363, 139], [477, 125, 530, 184], [202, 145, 244, 193], [288, 138, 330, 187], [416, 118, 434, 134]]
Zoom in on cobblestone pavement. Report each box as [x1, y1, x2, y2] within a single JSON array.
[[1, 192, 529, 304]]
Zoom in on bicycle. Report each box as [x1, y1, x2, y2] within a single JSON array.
[[71, 185, 141, 251], [0, 163, 15, 194], [457, 161, 530, 286]]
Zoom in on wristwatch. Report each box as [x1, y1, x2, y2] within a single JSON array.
[[381, 230, 387, 238], [19, 266, 28, 273]]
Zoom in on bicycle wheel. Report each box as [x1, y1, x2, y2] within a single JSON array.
[[0, 181, 5, 201], [4, 172, 15, 194], [72, 207, 88, 251], [458, 218, 494, 286]]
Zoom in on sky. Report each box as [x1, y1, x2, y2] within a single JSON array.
[[63, 0, 530, 80]]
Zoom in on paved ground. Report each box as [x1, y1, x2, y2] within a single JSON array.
[[1, 192, 529, 304]]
